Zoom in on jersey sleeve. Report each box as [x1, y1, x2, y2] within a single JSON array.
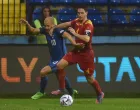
[[55, 28, 65, 37], [84, 23, 93, 36], [70, 19, 76, 28], [39, 27, 46, 34]]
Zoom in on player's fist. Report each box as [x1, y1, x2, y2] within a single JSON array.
[[49, 26, 55, 36], [68, 27, 76, 35], [75, 43, 85, 50], [19, 18, 28, 25]]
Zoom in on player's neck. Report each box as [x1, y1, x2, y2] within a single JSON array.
[[80, 18, 87, 24]]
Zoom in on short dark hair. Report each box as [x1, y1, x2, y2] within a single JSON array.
[[76, 6, 88, 12]]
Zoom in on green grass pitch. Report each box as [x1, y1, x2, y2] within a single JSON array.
[[0, 98, 140, 110]]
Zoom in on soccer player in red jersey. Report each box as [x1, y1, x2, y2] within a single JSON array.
[[51, 7, 104, 103]]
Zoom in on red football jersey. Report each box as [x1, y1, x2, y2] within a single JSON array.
[[71, 18, 94, 51]]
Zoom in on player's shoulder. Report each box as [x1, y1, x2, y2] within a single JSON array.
[[72, 18, 79, 23], [54, 28, 65, 34], [85, 19, 93, 25]]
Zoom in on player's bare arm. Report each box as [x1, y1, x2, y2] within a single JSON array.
[[62, 31, 76, 46], [55, 22, 71, 29], [62, 32, 85, 49], [19, 18, 40, 34], [68, 27, 90, 43], [50, 22, 71, 35]]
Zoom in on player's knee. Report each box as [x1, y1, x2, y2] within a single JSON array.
[[40, 66, 51, 77], [56, 59, 68, 70], [85, 75, 94, 84], [56, 63, 63, 70], [40, 71, 45, 77], [87, 78, 92, 84], [40, 69, 48, 77]]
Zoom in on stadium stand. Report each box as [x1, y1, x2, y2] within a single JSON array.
[[83, 0, 96, 4], [30, 0, 49, 3], [73, 0, 86, 4], [0, 0, 139, 36], [57, 8, 76, 23], [96, 0, 107, 4], [109, 9, 128, 24], [130, 9, 140, 24], [50, 0, 61, 4], [32, 7, 42, 21], [59, 0, 73, 4], [121, 0, 131, 4], [111, 0, 121, 4], [88, 9, 104, 24], [0, 0, 26, 34], [131, 0, 140, 4]]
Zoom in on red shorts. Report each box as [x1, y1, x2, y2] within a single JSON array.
[[63, 50, 95, 76]]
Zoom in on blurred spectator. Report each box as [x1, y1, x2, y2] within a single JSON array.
[[33, 6, 57, 44], [39, 6, 57, 25]]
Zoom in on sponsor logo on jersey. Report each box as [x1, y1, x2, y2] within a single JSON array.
[[53, 61, 58, 64]]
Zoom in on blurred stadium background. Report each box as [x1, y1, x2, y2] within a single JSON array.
[[0, 0, 140, 110]]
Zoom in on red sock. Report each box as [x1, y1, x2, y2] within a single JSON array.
[[57, 69, 66, 90], [92, 80, 102, 96]]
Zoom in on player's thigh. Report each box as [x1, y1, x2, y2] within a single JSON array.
[[57, 59, 69, 69], [40, 65, 52, 76], [62, 52, 77, 66]]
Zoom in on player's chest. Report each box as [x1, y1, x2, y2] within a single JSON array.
[[75, 24, 85, 34], [47, 35, 58, 46]]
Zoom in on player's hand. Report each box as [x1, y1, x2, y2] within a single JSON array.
[[68, 27, 76, 35], [74, 43, 85, 50], [49, 27, 55, 36], [19, 18, 28, 25]]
